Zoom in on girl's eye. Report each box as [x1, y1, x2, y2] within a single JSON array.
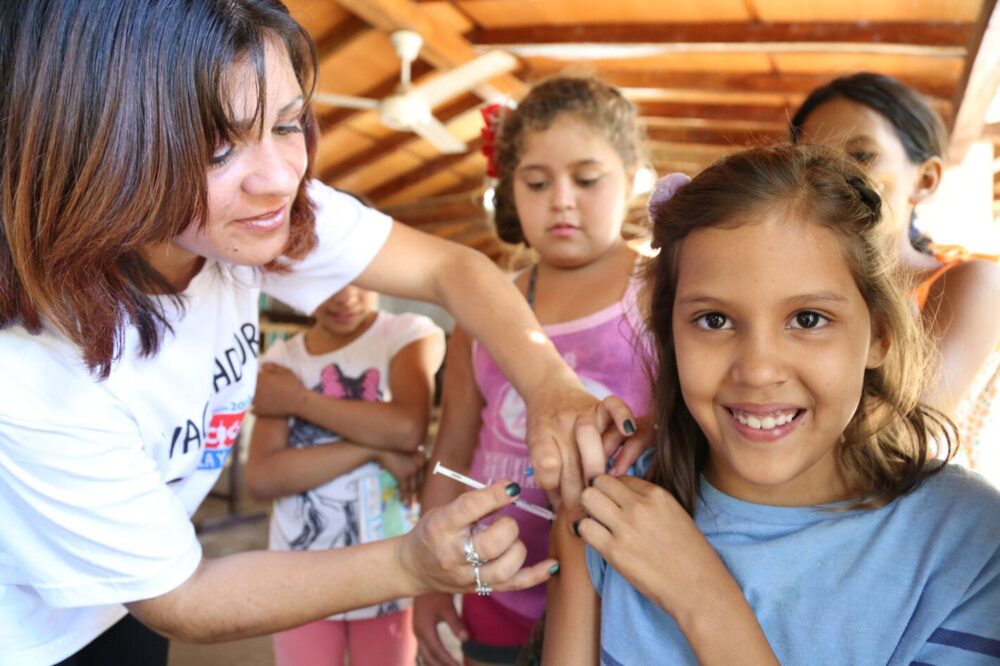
[[575, 175, 600, 188], [849, 151, 876, 166], [525, 181, 547, 191], [696, 313, 731, 330], [210, 144, 234, 167], [789, 311, 829, 330]]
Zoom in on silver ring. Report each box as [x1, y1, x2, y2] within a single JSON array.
[[463, 537, 486, 566], [473, 563, 492, 596]]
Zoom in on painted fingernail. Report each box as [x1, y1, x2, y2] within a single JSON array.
[[524, 466, 534, 477], [505, 482, 521, 497], [572, 520, 582, 537], [549, 563, 560, 575], [623, 419, 636, 435]]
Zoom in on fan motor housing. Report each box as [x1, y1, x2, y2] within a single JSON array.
[[379, 93, 431, 131]]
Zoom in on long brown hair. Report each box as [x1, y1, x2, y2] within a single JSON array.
[[0, 0, 318, 378], [645, 144, 953, 514], [492, 76, 643, 244]]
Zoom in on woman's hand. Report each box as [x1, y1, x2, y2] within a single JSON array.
[[377, 449, 425, 506], [253, 363, 308, 417], [398, 480, 559, 596], [525, 389, 637, 518], [413, 592, 467, 666]]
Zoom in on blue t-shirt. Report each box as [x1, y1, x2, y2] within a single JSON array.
[[587, 462, 1000, 665]]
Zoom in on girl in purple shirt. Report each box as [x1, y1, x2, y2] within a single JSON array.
[[414, 76, 654, 666]]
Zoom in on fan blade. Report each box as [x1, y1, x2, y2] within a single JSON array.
[[312, 92, 379, 110], [414, 50, 518, 109], [410, 116, 467, 154]]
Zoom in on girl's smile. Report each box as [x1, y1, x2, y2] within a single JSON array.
[[723, 403, 805, 442], [673, 213, 886, 506]]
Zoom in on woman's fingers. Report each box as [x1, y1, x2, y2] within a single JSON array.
[[490, 556, 560, 593], [439, 480, 521, 538]]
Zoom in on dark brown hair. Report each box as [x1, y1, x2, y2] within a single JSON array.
[[645, 144, 952, 514], [0, 0, 318, 378], [789, 72, 946, 252], [492, 76, 643, 244]]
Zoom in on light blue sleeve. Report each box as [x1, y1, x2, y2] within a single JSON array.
[[910, 553, 1000, 664], [585, 544, 608, 597]]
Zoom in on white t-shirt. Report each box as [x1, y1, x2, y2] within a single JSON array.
[[264, 311, 444, 620], [0, 181, 392, 665]]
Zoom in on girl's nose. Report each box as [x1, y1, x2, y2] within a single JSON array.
[[550, 176, 575, 210], [729, 332, 789, 388]]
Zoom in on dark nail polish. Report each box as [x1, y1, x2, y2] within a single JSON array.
[[572, 519, 582, 537], [623, 419, 636, 435], [505, 482, 521, 497], [588, 477, 596, 487], [549, 563, 560, 575]]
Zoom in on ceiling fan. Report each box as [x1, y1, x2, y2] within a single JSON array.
[[312, 30, 518, 154]]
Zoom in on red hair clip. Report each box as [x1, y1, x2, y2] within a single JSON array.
[[480, 103, 507, 178]]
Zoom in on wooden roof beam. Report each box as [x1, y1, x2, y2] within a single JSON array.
[[532, 70, 956, 102], [949, 0, 1000, 162], [367, 137, 485, 203], [313, 14, 370, 58], [335, 0, 527, 100], [636, 101, 793, 124], [468, 22, 974, 49], [644, 126, 785, 147]]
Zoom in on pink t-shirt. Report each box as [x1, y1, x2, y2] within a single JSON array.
[[468, 276, 653, 621]]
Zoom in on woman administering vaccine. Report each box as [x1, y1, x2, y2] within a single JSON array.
[[0, 2, 634, 664]]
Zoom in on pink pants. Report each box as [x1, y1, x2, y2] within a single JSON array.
[[272, 608, 416, 666]]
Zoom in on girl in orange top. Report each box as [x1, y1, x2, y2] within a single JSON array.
[[791, 72, 1000, 483]]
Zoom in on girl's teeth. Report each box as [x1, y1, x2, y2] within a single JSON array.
[[734, 411, 795, 430]]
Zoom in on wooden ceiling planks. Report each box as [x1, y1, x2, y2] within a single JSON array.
[[284, 0, 997, 242]]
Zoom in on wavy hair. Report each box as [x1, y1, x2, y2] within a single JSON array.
[[0, 0, 318, 378], [491, 76, 643, 244], [645, 144, 953, 514]]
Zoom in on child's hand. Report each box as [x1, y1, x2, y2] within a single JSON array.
[[252, 363, 307, 417], [376, 449, 425, 506], [413, 592, 467, 666], [577, 475, 730, 621]]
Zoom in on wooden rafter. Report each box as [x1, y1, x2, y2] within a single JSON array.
[[949, 0, 1000, 162], [369, 137, 485, 202], [528, 70, 956, 102], [468, 22, 974, 49], [335, 0, 527, 99]]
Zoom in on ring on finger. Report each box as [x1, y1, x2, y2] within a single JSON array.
[[472, 563, 492, 596], [463, 537, 486, 566]]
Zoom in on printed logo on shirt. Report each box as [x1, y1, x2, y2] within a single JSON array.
[[168, 321, 258, 462], [198, 411, 246, 470], [212, 322, 260, 392], [289, 363, 382, 448]]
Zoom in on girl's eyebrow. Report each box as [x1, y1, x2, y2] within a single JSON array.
[[676, 292, 850, 308], [783, 292, 850, 307], [517, 158, 603, 172]]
